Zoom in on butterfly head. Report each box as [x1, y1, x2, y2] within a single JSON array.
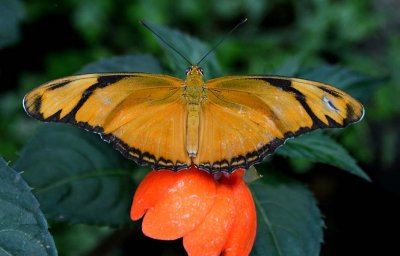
[[185, 65, 204, 80]]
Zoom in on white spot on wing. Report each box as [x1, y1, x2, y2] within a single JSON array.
[[323, 96, 339, 111]]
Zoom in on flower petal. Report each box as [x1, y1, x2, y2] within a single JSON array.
[[222, 172, 257, 255], [183, 181, 235, 256], [131, 169, 178, 220], [141, 168, 217, 240]]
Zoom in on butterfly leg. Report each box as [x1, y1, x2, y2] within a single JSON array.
[[201, 85, 208, 101]]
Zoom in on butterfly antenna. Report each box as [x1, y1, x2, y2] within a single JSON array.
[[196, 18, 248, 66], [140, 20, 192, 66]]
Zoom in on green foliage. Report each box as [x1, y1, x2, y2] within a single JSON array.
[[277, 133, 370, 181], [250, 173, 323, 256], [13, 124, 136, 226], [71, 0, 113, 43], [0, 0, 24, 49], [0, 92, 26, 161], [0, 157, 57, 256]]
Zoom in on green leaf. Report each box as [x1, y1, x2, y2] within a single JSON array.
[[250, 174, 323, 256], [0, 157, 57, 256], [77, 54, 163, 74], [273, 55, 304, 77], [13, 124, 137, 227], [0, 0, 24, 49], [142, 21, 221, 79], [276, 133, 370, 181]]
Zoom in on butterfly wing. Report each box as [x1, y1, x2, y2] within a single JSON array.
[[194, 76, 364, 172], [23, 73, 191, 170]]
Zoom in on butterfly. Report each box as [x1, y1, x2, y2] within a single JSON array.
[[23, 63, 364, 173]]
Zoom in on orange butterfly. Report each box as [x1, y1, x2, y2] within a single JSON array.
[[23, 63, 364, 173]]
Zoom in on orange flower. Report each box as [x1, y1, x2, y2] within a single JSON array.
[[131, 166, 257, 256]]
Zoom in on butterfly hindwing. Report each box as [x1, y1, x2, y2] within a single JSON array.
[[23, 73, 191, 170], [194, 76, 364, 172]]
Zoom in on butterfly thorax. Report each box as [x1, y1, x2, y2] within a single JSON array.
[[183, 65, 207, 105], [183, 65, 206, 158]]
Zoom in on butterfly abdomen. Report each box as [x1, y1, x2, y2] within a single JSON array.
[[186, 104, 201, 158]]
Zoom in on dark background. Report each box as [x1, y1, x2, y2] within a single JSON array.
[[1, 0, 399, 255]]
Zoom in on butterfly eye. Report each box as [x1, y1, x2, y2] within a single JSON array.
[[185, 67, 191, 75], [199, 67, 204, 75]]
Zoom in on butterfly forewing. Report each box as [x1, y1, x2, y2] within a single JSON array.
[[24, 73, 191, 170]]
